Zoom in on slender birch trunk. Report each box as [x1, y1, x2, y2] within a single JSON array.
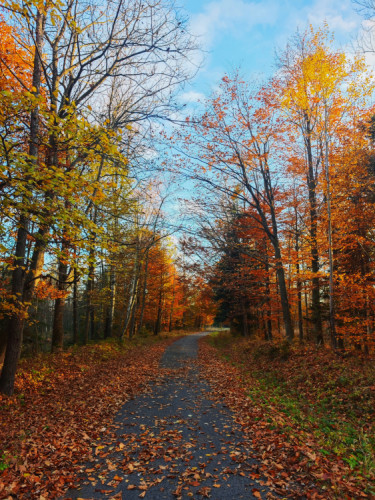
[[324, 105, 337, 348]]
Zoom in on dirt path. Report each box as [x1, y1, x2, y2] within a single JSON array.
[[64, 334, 270, 499]]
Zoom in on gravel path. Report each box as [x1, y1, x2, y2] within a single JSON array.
[[65, 334, 270, 499]]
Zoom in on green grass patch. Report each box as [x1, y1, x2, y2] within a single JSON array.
[[0, 453, 9, 471], [207, 335, 375, 491]]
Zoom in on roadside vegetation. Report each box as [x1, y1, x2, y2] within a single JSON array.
[[201, 332, 375, 498]]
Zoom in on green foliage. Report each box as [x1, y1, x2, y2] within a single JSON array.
[[0, 454, 8, 471], [207, 331, 232, 349]]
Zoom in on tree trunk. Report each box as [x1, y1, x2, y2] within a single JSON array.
[[154, 288, 163, 336], [129, 300, 137, 339], [0, 323, 7, 364], [51, 245, 69, 352], [324, 109, 337, 348], [121, 258, 140, 339], [84, 208, 97, 344], [154, 267, 164, 336], [256, 158, 294, 343], [104, 264, 116, 338], [365, 292, 370, 355], [0, 9, 45, 395], [305, 123, 324, 345], [1, 232, 45, 394], [137, 249, 149, 335], [52, 297, 66, 352], [297, 271, 303, 342], [274, 245, 294, 342], [169, 280, 175, 332], [268, 198, 293, 342], [84, 260, 95, 344], [73, 268, 79, 344], [295, 221, 304, 342], [242, 299, 249, 336], [264, 253, 272, 341]]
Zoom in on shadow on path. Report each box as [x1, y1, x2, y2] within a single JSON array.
[[64, 333, 270, 499]]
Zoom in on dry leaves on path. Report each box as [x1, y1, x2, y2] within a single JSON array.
[[0, 338, 177, 499]]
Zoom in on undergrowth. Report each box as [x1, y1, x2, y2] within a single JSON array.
[[207, 332, 375, 495]]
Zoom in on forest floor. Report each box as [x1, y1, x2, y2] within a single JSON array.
[[202, 332, 375, 499], [0, 333, 182, 499], [0, 332, 374, 499]]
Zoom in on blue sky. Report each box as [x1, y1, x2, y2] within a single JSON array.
[[179, 0, 365, 103]]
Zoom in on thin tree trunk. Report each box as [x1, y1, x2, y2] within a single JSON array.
[[121, 242, 140, 339], [90, 300, 96, 340], [169, 279, 175, 332], [129, 301, 137, 339], [365, 292, 370, 355], [52, 296, 66, 352], [260, 161, 294, 342], [73, 268, 79, 344], [137, 249, 149, 335], [154, 288, 163, 336], [296, 270, 303, 342], [304, 282, 310, 338], [264, 253, 272, 341], [51, 239, 69, 352], [305, 122, 323, 346], [324, 108, 337, 348], [104, 264, 116, 338], [84, 247, 95, 344], [275, 274, 281, 335], [84, 259, 94, 344], [105, 209, 118, 338], [84, 208, 97, 344], [294, 211, 304, 342], [242, 299, 249, 337], [154, 267, 164, 336], [274, 244, 294, 342]]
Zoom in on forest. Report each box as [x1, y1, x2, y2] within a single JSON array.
[[0, 0, 214, 397], [0, 0, 375, 498], [183, 29, 375, 350]]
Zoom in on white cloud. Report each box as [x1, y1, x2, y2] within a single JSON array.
[[306, 0, 359, 32], [269, 0, 363, 69], [288, 0, 359, 37], [179, 90, 206, 103], [189, 0, 279, 49]]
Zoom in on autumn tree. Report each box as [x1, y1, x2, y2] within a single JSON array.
[[278, 26, 373, 347], [177, 76, 294, 341], [0, 0, 197, 394], [0, 18, 34, 358]]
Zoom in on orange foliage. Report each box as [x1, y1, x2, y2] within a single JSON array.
[[35, 280, 69, 300]]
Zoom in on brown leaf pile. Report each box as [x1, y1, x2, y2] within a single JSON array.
[[0, 339, 175, 499], [197, 339, 371, 499]]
